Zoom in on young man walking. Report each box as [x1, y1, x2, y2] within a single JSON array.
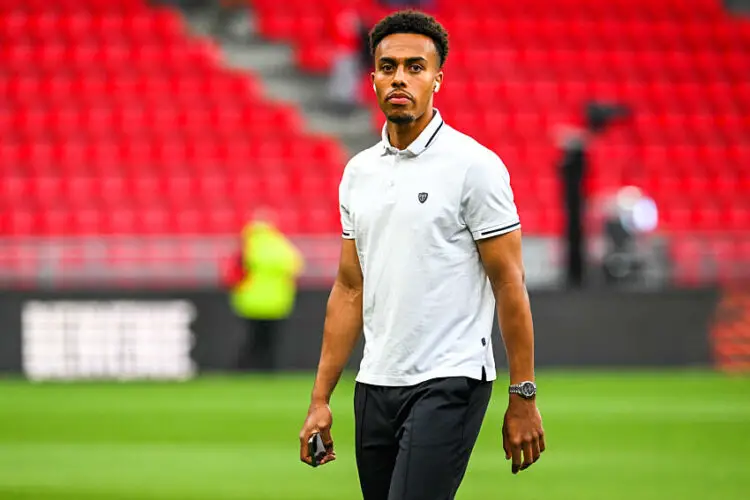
[[299, 10, 545, 499]]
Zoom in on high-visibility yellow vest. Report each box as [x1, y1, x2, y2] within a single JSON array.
[[229, 222, 304, 320]]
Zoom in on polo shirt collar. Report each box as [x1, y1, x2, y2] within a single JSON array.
[[381, 109, 445, 157]]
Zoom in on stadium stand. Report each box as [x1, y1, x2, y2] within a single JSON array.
[[0, 0, 348, 239], [253, 0, 750, 283], [0, 0, 748, 285]]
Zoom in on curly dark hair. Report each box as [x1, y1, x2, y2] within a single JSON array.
[[369, 10, 450, 68]]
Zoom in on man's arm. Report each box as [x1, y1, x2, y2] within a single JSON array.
[[299, 238, 363, 466], [311, 238, 364, 404], [476, 230, 545, 474], [476, 230, 534, 385]]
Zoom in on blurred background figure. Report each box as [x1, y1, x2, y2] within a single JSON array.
[[223, 208, 304, 372], [163, 0, 251, 41], [555, 102, 631, 288], [600, 186, 659, 286], [326, 5, 366, 114], [209, 0, 251, 41], [555, 122, 589, 289]]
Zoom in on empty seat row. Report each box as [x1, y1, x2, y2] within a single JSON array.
[[443, 19, 746, 47], [1, 207, 342, 236], [1, 106, 302, 138], [0, 173, 341, 205], [0, 0, 147, 11], [4, 78, 261, 107], [446, 49, 749, 79], [1, 42, 221, 72], [435, 0, 725, 18], [0, 136, 346, 171], [0, 10, 184, 40]]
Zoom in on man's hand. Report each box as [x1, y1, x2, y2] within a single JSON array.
[[299, 239, 362, 468], [502, 396, 545, 474], [299, 403, 336, 467]]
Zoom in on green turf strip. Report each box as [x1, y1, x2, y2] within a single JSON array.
[[1, 371, 748, 499]]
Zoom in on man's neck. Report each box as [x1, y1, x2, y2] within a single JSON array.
[[386, 108, 435, 151]]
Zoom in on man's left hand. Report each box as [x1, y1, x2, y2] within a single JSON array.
[[502, 396, 545, 474]]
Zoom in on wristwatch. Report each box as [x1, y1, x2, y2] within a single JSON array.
[[508, 381, 537, 399]]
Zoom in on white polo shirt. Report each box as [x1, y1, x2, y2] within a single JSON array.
[[339, 109, 521, 387]]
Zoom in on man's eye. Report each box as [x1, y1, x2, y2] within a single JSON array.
[[382, 64, 393, 71], [410, 65, 423, 72]]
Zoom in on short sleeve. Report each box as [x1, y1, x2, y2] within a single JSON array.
[[339, 167, 355, 239], [461, 152, 521, 240]]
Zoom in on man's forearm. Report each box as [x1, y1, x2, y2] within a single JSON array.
[[310, 281, 363, 405], [495, 281, 535, 384]]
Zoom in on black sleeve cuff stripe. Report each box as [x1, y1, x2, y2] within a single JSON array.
[[480, 222, 521, 237], [342, 231, 351, 237]]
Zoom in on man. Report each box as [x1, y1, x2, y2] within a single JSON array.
[[299, 10, 545, 499], [226, 208, 304, 371], [326, 6, 365, 114], [556, 123, 588, 288]]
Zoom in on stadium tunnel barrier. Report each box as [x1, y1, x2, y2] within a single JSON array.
[[0, 288, 719, 379]]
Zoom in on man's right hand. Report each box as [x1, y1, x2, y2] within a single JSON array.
[[299, 402, 336, 467]]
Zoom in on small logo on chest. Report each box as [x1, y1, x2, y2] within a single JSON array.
[[417, 192, 428, 204]]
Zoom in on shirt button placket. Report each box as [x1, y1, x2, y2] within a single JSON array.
[[386, 153, 398, 203]]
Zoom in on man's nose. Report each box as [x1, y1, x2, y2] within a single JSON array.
[[392, 65, 407, 85]]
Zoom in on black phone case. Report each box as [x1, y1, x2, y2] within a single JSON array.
[[308, 433, 326, 467]]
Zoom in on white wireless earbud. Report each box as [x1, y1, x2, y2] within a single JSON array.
[[373, 83, 377, 92], [434, 82, 441, 93]]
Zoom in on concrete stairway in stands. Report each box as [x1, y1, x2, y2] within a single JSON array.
[[176, 1, 379, 158], [726, 0, 750, 15]]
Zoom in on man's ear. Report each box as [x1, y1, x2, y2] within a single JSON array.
[[371, 72, 376, 92], [435, 71, 444, 92]]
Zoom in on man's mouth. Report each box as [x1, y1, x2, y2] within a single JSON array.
[[387, 93, 412, 105]]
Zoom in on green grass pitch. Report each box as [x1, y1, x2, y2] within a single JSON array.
[[1, 371, 749, 500]]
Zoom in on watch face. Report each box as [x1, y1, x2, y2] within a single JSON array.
[[521, 382, 536, 397]]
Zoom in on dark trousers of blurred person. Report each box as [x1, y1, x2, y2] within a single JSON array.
[[561, 144, 586, 288], [240, 319, 282, 372]]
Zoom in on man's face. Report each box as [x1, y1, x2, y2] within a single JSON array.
[[372, 33, 443, 125]]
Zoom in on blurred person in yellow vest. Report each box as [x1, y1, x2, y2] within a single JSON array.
[[224, 207, 304, 372]]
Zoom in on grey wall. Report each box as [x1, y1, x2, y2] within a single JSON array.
[[0, 288, 718, 375], [280, 288, 717, 370]]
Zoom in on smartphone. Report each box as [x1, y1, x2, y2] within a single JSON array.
[[307, 432, 327, 467]]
